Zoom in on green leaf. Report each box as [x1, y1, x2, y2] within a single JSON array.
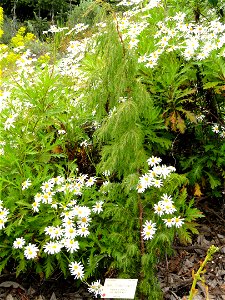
[[35, 263, 43, 274], [4, 223, 14, 237], [0, 249, 10, 258], [184, 110, 197, 123], [141, 253, 152, 266], [203, 81, 221, 89], [85, 253, 107, 279], [189, 163, 203, 183], [205, 171, 221, 189], [185, 199, 204, 222], [186, 222, 200, 235], [44, 256, 55, 278], [38, 153, 52, 163], [177, 226, 192, 244], [16, 258, 27, 277], [15, 201, 30, 208], [126, 243, 139, 257], [208, 0, 218, 6], [0, 257, 10, 274], [56, 253, 68, 277], [205, 144, 215, 152]]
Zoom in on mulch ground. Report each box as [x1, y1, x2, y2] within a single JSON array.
[[0, 200, 225, 300], [158, 199, 225, 300]]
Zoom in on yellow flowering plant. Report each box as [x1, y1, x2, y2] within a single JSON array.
[[10, 26, 36, 48]]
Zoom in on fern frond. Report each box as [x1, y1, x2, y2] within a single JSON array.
[[44, 256, 56, 278]]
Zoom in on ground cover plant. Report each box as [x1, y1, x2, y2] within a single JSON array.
[[0, 0, 225, 299]]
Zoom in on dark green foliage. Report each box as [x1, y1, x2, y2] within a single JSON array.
[[1, 0, 78, 22], [208, 0, 218, 7]]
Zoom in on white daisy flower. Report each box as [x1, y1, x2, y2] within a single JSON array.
[[22, 179, 32, 190], [24, 243, 39, 259], [162, 218, 174, 228], [172, 216, 185, 228], [147, 156, 162, 166], [77, 225, 90, 237], [43, 241, 63, 254], [13, 237, 26, 249], [69, 261, 84, 278], [92, 201, 104, 214], [63, 239, 79, 253]]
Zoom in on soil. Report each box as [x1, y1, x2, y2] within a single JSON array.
[[0, 199, 225, 300], [158, 198, 225, 300]]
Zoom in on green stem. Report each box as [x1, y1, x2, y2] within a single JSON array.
[[189, 245, 219, 300]]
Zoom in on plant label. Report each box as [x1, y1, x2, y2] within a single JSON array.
[[101, 278, 138, 299]]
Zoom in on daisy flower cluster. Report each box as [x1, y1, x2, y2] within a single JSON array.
[[153, 193, 176, 216], [137, 156, 176, 193], [117, 0, 143, 7], [43, 25, 68, 34], [43, 22, 89, 37], [69, 261, 85, 280], [142, 215, 185, 240], [115, 16, 148, 49], [13, 237, 39, 259], [69, 261, 103, 298], [0, 200, 9, 229], [15, 49, 37, 76], [136, 9, 225, 69], [137, 157, 185, 240], [13, 174, 104, 278], [56, 37, 89, 86], [30, 174, 99, 212], [142, 220, 157, 240], [31, 175, 103, 241], [42, 199, 92, 256], [66, 23, 89, 36], [87, 280, 103, 298], [154, 194, 184, 228], [212, 123, 225, 138], [0, 90, 11, 113], [3, 112, 18, 130], [114, 0, 161, 51], [162, 216, 184, 228]]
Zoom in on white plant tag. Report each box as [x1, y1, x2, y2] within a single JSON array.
[[101, 278, 138, 299]]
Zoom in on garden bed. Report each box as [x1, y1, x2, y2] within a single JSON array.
[[0, 202, 224, 300]]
